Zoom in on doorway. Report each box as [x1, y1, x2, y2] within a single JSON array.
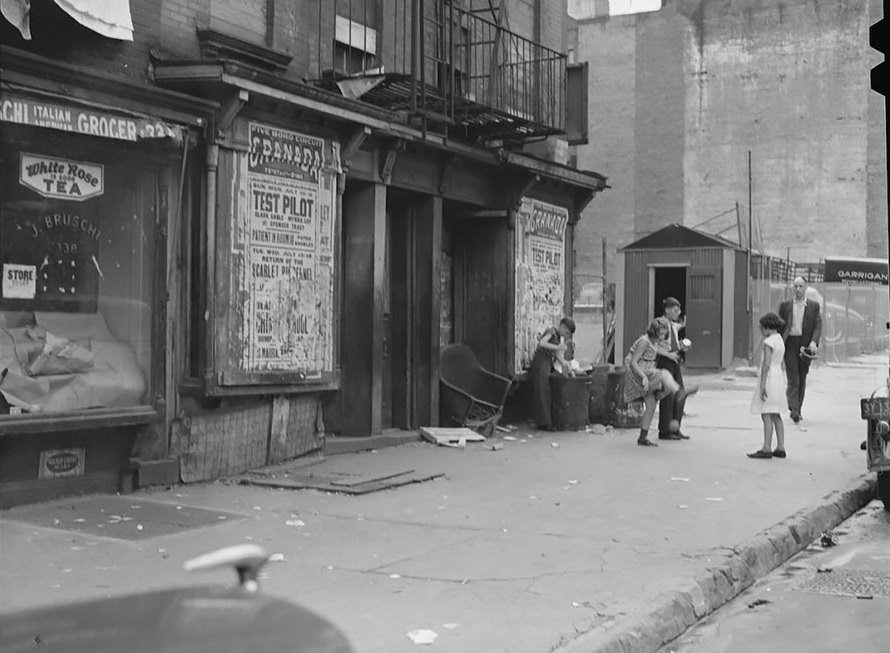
[[653, 266, 687, 319]]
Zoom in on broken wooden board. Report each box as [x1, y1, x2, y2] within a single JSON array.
[[237, 469, 444, 495], [419, 427, 486, 447]]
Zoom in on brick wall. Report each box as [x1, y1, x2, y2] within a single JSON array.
[[572, 15, 639, 284], [572, 0, 888, 288]]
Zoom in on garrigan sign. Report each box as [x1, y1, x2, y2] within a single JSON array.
[[823, 257, 889, 285]]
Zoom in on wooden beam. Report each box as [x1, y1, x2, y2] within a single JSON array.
[[380, 139, 405, 185], [341, 126, 372, 169], [216, 89, 249, 138]]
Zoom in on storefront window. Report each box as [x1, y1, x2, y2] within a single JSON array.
[[1, 127, 159, 415]]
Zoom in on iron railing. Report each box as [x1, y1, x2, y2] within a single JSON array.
[[314, 0, 567, 141]]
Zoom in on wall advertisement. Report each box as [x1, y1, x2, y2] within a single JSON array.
[[514, 198, 568, 373], [236, 123, 338, 376]]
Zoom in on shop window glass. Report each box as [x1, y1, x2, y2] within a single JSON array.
[[1, 139, 156, 415]]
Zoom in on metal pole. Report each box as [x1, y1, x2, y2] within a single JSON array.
[[602, 237, 608, 354], [747, 153, 754, 362]]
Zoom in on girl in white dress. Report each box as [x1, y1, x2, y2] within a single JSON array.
[[748, 312, 787, 459]]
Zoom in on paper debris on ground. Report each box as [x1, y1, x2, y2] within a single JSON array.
[[420, 427, 486, 447], [406, 629, 438, 645]]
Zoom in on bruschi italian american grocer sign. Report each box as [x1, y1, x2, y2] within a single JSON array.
[[0, 93, 181, 142]]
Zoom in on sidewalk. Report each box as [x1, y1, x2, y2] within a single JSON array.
[[1, 353, 886, 653]]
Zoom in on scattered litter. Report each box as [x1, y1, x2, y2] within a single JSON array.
[[490, 443, 505, 451], [670, 477, 690, 482], [820, 531, 839, 547], [406, 629, 438, 645], [817, 566, 833, 573], [442, 623, 459, 630], [217, 516, 227, 520], [253, 506, 263, 511], [69, 546, 83, 551], [73, 519, 86, 523], [495, 424, 518, 433], [269, 553, 287, 562], [856, 594, 874, 600], [748, 598, 771, 608], [550, 442, 559, 448], [136, 524, 143, 531], [285, 519, 305, 527], [677, 504, 689, 509], [567, 480, 579, 485], [705, 497, 724, 502], [389, 573, 401, 579], [503, 436, 518, 441]]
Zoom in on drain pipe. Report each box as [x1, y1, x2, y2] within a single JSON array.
[[203, 142, 219, 388]]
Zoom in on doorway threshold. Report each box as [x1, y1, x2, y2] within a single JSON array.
[[324, 429, 423, 455]]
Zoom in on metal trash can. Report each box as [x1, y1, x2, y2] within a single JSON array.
[[551, 374, 592, 430], [587, 365, 611, 424], [607, 367, 643, 428]]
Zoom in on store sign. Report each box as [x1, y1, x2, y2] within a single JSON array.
[[514, 198, 569, 373], [20, 154, 104, 201], [2, 263, 37, 299], [38, 447, 86, 479], [823, 257, 889, 285], [1, 93, 181, 142]]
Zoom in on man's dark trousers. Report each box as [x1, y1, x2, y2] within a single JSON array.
[[656, 356, 685, 434], [784, 335, 810, 417]]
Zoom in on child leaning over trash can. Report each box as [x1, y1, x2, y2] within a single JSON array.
[[530, 317, 575, 431]]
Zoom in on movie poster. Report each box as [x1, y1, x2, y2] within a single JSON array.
[[514, 198, 568, 373], [237, 123, 337, 374]]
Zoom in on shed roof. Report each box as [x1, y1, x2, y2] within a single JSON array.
[[620, 223, 743, 251]]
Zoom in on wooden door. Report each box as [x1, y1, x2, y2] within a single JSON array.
[[684, 266, 722, 368]]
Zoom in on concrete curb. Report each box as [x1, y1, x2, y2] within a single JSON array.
[[556, 475, 877, 653]]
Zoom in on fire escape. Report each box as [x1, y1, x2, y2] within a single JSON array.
[[311, 0, 569, 144]]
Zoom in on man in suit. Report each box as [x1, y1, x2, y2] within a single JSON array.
[[777, 277, 822, 424], [656, 297, 691, 440]]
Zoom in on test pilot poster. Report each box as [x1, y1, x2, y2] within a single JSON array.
[[236, 123, 337, 374], [514, 198, 568, 373]]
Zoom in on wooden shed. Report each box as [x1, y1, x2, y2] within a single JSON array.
[[615, 224, 750, 369]]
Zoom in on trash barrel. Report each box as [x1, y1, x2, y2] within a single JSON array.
[[606, 367, 643, 428], [587, 365, 611, 424], [550, 374, 592, 430]]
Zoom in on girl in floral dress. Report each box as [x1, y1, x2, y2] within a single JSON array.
[[624, 317, 682, 446]]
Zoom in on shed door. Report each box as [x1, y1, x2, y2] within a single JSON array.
[[684, 266, 721, 368]]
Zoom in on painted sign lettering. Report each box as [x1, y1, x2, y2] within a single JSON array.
[[20, 153, 104, 201], [0, 94, 181, 142]]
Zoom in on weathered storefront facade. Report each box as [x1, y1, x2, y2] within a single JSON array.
[[0, 0, 605, 507]]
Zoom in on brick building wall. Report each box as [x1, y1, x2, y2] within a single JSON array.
[[572, 0, 888, 286]]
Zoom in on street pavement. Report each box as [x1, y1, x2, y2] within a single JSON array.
[[1, 353, 887, 653], [656, 498, 890, 653]]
